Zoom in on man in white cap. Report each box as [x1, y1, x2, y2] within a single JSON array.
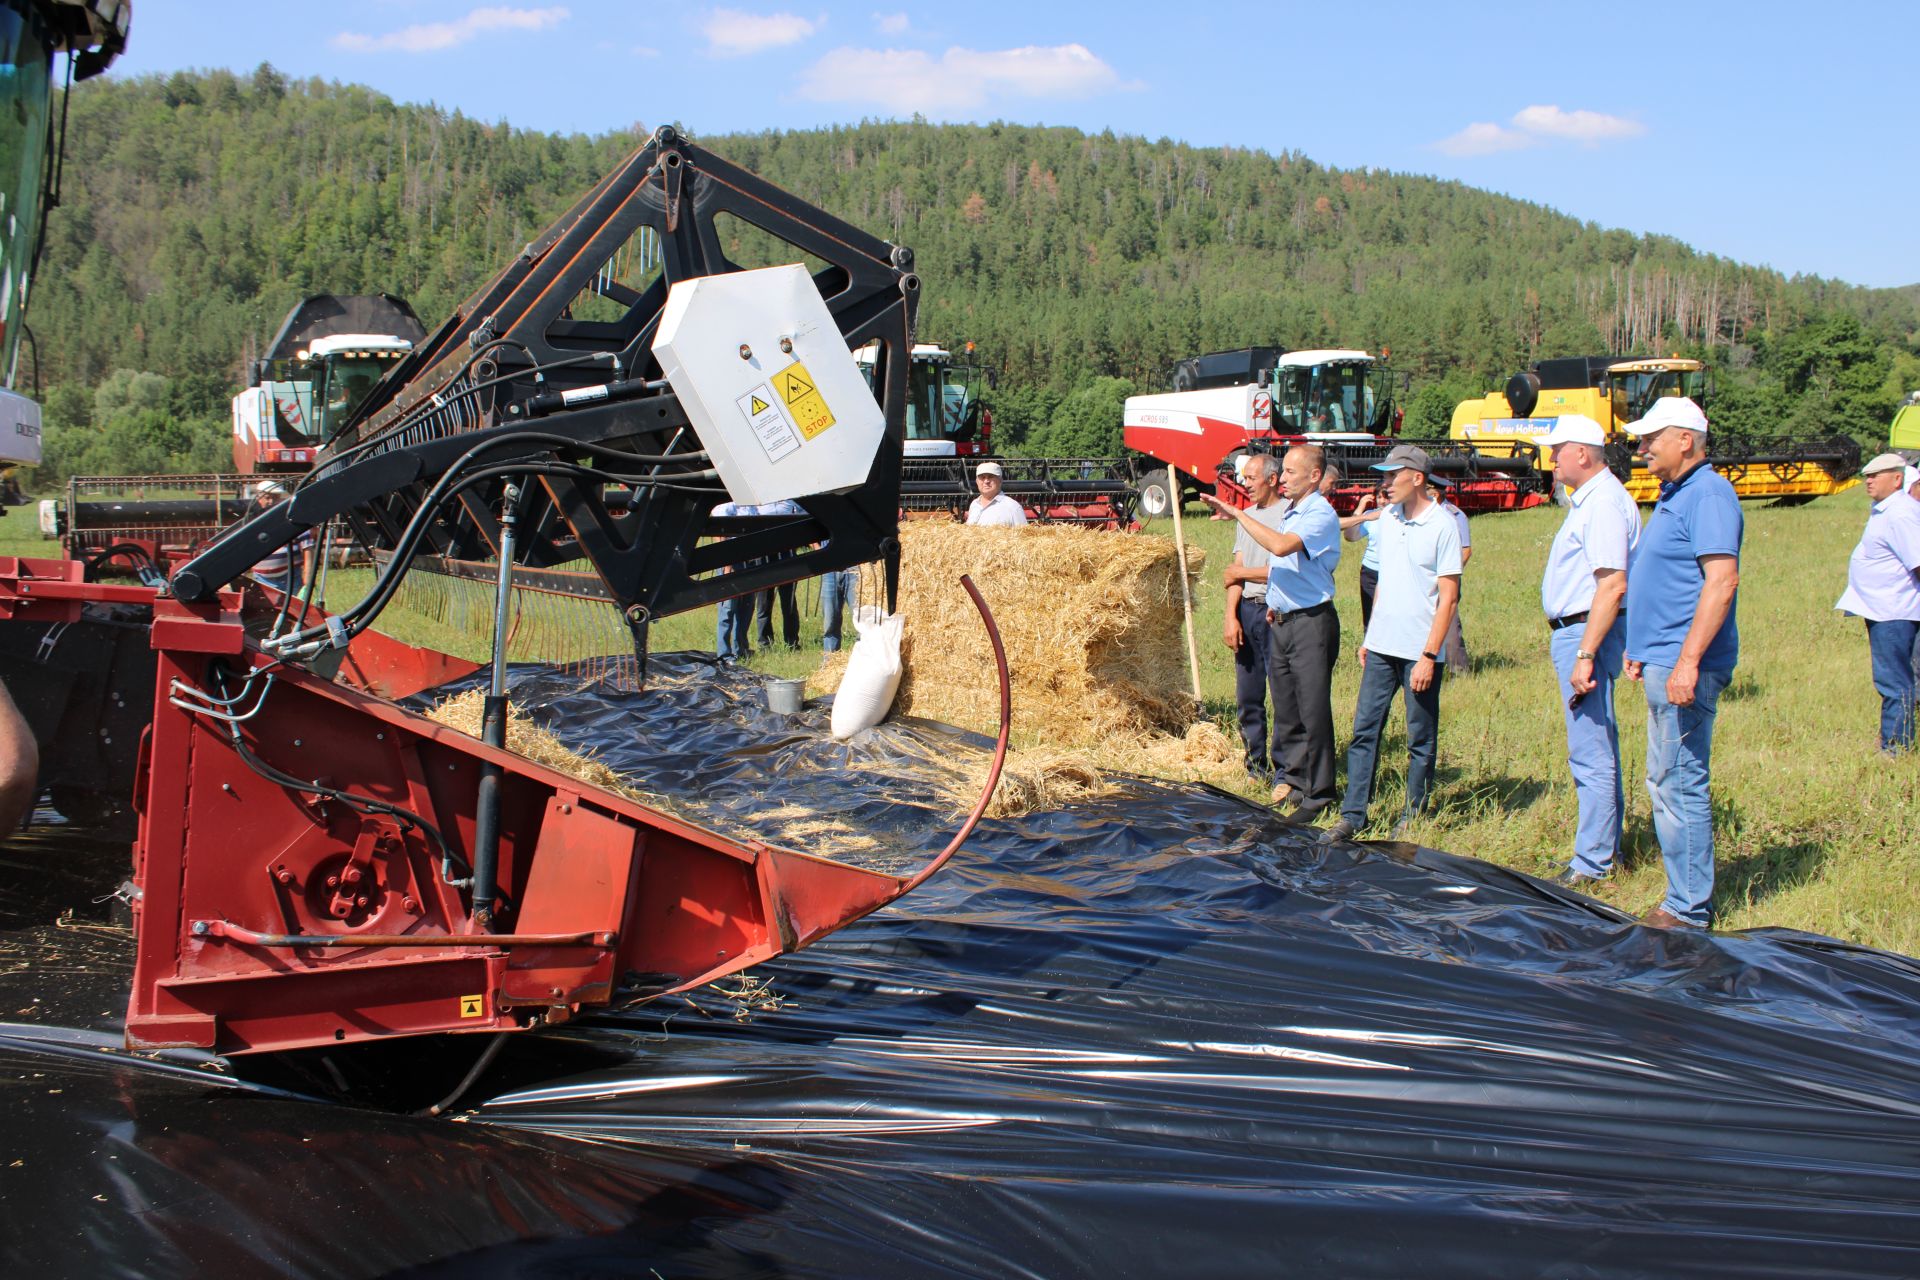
[[1538, 415, 1641, 888], [1836, 453, 1920, 752], [1215, 452, 1292, 788], [1622, 397, 1742, 929], [965, 461, 1028, 527], [1321, 443, 1462, 844]]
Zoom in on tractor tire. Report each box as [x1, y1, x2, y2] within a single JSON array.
[[1137, 475, 1173, 521]]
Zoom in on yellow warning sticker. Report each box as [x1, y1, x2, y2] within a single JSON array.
[[749, 393, 770, 416], [775, 362, 836, 441], [459, 994, 484, 1019]]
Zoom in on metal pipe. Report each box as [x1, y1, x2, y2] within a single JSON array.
[[895, 573, 1009, 898], [194, 920, 615, 949], [470, 480, 521, 930]]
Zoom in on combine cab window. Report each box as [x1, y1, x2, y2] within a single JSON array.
[[1274, 363, 1390, 433], [0, 7, 51, 387], [314, 354, 395, 442], [904, 360, 983, 442], [1609, 368, 1710, 425]]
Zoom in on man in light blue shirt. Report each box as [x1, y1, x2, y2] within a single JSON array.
[[1205, 445, 1342, 819], [1536, 415, 1641, 888], [1217, 452, 1292, 787], [1836, 452, 1920, 752], [1323, 445, 1462, 844], [1623, 397, 1742, 929]]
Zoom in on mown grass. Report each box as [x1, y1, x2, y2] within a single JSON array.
[[7, 487, 1915, 950]]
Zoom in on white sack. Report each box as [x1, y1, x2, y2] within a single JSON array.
[[829, 605, 903, 741]]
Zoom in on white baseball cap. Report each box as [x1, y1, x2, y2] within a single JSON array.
[[976, 461, 1004, 478], [1905, 464, 1919, 490], [254, 479, 285, 497], [1623, 396, 1708, 437], [1540, 415, 1606, 448]]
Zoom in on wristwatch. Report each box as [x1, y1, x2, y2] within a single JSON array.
[[1422, 650, 1440, 661], [1575, 649, 1596, 661]]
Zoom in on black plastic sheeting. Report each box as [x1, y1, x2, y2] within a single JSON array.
[[5, 652, 1920, 1276]]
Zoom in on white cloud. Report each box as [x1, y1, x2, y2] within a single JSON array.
[[333, 5, 569, 54], [1510, 104, 1645, 143], [702, 9, 820, 57], [873, 11, 909, 34], [632, 43, 662, 57], [797, 43, 1124, 114], [1434, 103, 1645, 157]]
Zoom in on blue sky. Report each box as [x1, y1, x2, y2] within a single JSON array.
[[119, 0, 1916, 288]]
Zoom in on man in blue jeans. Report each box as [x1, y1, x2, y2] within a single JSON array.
[[1320, 444, 1462, 844], [1536, 416, 1641, 888], [1835, 453, 1920, 752], [820, 566, 859, 652], [1623, 398, 1743, 929]]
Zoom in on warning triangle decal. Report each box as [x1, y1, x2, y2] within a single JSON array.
[[779, 367, 814, 403], [750, 394, 770, 415]]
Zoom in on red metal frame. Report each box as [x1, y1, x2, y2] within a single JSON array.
[[0, 557, 1005, 1057]]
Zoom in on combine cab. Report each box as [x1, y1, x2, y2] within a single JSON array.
[[232, 293, 426, 474], [1452, 355, 1861, 504], [873, 344, 1139, 527], [1125, 347, 1547, 516]]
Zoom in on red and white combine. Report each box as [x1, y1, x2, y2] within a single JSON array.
[[1124, 346, 1549, 516]]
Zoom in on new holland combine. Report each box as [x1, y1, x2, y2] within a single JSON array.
[[1124, 346, 1549, 516], [1452, 355, 1862, 504], [3, 125, 1008, 1063]]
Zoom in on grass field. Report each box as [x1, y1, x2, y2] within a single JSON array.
[[8, 485, 1916, 951]]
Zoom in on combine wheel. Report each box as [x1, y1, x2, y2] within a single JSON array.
[[1137, 475, 1173, 521]]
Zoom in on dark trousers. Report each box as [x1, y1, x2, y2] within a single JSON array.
[[1232, 595, 1276, 779], [754, 582, 799, 650], [1358, 566, 1378, 631], [1341, 652, 1444, 827], [1268, 602, 1340, 813]]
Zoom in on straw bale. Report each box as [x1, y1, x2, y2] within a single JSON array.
[[885, 522, 1204, 747]]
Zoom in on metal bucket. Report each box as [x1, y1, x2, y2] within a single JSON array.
[[764, 677, 806, 716]]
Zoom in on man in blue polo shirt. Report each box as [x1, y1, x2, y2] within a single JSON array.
[[1204, 444, 1342, 819], [1623, 397, 1743, 929], [1323, 444, 1462, 844]]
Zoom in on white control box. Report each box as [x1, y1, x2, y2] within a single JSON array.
[[652, 263, 885, 506]]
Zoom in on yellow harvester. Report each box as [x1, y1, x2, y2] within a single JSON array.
[[1451, 355, 1860, 504]]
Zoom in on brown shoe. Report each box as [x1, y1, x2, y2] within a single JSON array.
[[1640, 907, 1700, 930], [1269, 782, 1297, 809]]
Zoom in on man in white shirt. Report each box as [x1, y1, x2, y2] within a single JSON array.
[[1322, 444, 1462, 843], [965, 461, 1028, 527], [1216, 452, 1291, 787], [1836, 453, 1920, 753], [1537, 416, 1642, 886]]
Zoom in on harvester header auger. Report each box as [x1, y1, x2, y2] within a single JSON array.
[[11, 127, 1007, 1060]]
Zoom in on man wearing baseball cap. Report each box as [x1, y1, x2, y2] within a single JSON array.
[[1321, 443, 1463, 844], [1538, 415, 1641, 888], [1622, 397, 1742, 929], [1836, 453, 1920, 752], [965, 461, 1028, 527]]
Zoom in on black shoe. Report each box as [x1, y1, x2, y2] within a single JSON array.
[[1554, 868, 1609, 890], [1318, 817, 1357, 845]]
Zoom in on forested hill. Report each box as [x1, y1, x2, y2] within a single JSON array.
[[30, 64, 1920, 476]]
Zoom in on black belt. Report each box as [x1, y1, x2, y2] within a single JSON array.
[[1548, 610, 1624, 632], [1272, 600, 1334, 622]]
